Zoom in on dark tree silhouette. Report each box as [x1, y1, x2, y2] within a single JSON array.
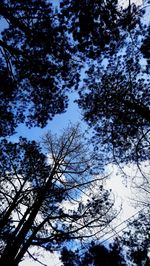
[[59, 0, 141, 58], [115, 209, 150, 266], [0, 0, 80, 136], [61, 209, 150, 266], [60, 241, 126, 266], [72, 1, 149, 165], [58, 0, 150, 165], [77, 51, 150, 164], [0, 0, 145, 137], [0, 125, 116, 266], [141, 24, 150, 65]]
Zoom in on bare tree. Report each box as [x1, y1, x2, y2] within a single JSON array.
[[0, 125, 117, 266]]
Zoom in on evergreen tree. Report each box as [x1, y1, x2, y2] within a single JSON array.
[[71, 1, 150, 165], [60, 241, 126, 266], [116, 209, 150, 266], [0, 0, 79, 136]]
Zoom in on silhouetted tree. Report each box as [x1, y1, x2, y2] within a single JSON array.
[[0, 125, 116, 266], [0, 0, 146, 138], [77, 49, 150, 164], [61, 208, 150, 266], [0, 0, 79, 136], [141, 24, 150, 65], [60, 241, 126, 266], [73, 0, 149, 165], [60, 1, 150, 166], [59, 0, 141, 58], [116, 209, 150, 266]]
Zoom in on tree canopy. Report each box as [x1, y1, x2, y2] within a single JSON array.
[[0, 0, 149, 169], [0, 0, 149, 265], [60, 209, 150, 266], [74, 3, 150, 164], [116, 209, 150, 266], [0, 0, 80, 136], [60, 241, 126, 266]]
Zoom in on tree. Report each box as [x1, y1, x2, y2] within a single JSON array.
[[52, 0, 150, 167], [0, 125, 116, 266], [59, 0, 141, 58], [0, 0, 80, 136], [74, 4, 150, 165], [77, 51, 150, 164], [61, 209, 150, 266], [116, 209, 150, 266], [141, 24, 150, 66], [0, 0, 144, 138], [60, 241, 126, 266]]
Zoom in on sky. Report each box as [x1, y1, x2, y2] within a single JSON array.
[[0, 0, 149, 265]]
